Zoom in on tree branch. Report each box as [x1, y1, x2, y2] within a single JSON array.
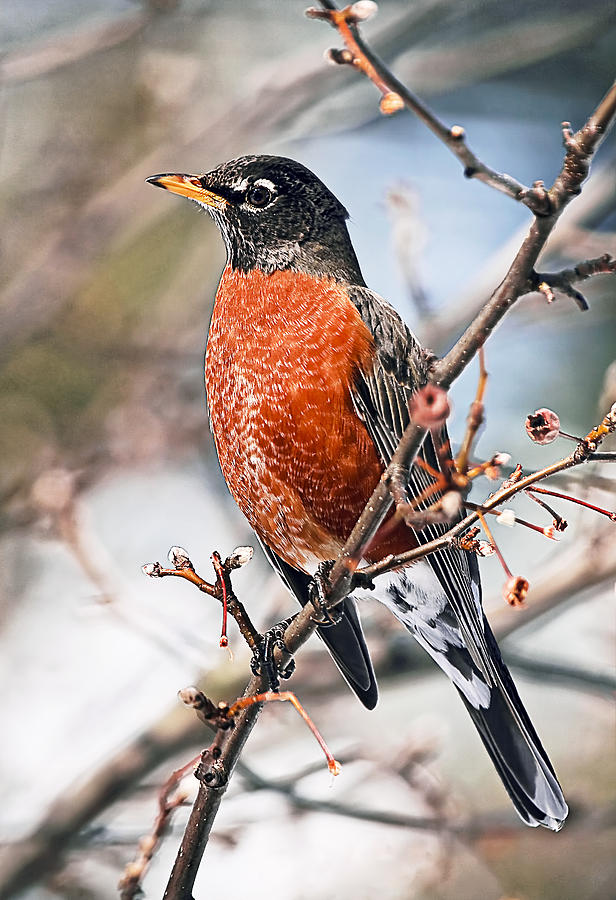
[[360, 403, 616, 582], [308, 2, 549, 208]]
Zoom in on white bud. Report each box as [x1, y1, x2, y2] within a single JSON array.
[[178, 686, 201, 706], [225, 546, 254, 569], [496, 509, 516, 527], [350, 0, 378, 21], [476, 541, 495, 557], [142, 562, 161, 577], [440, 491, 462, 518], [168, 546, 191, 568], [493, 452, 511, 466]]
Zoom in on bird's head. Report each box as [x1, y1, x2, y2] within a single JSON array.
[[147, 154, 362, 281]]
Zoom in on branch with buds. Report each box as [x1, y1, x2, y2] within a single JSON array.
[[143, 545, 260, 652], [307, 1, 565, 213], [361, 402, 616, 600]]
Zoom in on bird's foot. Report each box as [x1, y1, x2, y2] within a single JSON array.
[[250, 617, 296, 692], [351, 571, 375, 592], [308, 561, 344, 627]]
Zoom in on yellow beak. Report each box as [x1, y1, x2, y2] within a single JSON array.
[[146, 173, 228, 209]]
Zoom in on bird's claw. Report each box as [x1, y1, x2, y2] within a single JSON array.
[[309, 561, 344, 627], [351, 571, 375, 592], [250, 617, 296, 691]]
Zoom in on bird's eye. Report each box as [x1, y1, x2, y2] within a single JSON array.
[[246, 184, 273, 208]]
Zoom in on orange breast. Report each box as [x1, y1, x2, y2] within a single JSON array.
[[205, 266, 394, 571]]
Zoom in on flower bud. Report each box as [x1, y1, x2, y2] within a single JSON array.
[[350, 1, 378, 21], [503, 575, 529, 607], [476, 541, 495, 557], [168, 546, 191, 568], [380, 91, 404, 115], [225, 546, 254, 569], [178, 686, 204, 708], [409, 384, 451, 431], [525, 408, 560, 444], [496, 509, 516, 527]]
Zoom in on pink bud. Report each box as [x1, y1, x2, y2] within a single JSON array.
[[525, 408, 560, 444], [409, 385, 451, 431], [503, 575, 529, 607]]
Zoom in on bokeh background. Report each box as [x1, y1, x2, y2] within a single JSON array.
[[1, 1, 615, 898]]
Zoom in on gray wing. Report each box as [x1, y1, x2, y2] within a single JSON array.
[[347, 285, 567, 830], [348, 285, 492, 680]]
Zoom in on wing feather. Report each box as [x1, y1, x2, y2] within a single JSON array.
[[348, 285, 494, 682]]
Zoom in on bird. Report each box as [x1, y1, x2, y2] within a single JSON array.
[[147, 155, 568, 831]]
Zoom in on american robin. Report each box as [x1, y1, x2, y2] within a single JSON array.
[[147, 155, 567, 830]]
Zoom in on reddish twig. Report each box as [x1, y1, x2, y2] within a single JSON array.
[[526, 486, 616, 523], [143, 546, 261, 653], [178, 686, 340, 775], [229, 692, 341, 776], [211, 551, 229, 648], [118, 755, 198, 899], [456, 346, 488, 475]]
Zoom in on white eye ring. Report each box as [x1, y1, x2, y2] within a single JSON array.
[[246, 184, 273, 208]]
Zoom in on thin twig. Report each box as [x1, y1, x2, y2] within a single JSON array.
[[360, 403, 616, 581], [143, 547, 262, 653], [235, 760, 498, 839], [504, 649, 616, 697], [456, 347, 488, 475], [526, 485, 616, 522], [309, 2, 542, 210], [532, 252, 616, 309]]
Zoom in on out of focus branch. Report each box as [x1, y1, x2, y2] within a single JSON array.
[[1, 12, 150, 83], [118, 755, 197, 900], [504, 650, 616, 696]]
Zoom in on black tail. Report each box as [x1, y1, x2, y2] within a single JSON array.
[[380, 557, 567, 831], [316, 597, 378, 709], [459, 618, 567, 830], [260, 542, 378, 709]]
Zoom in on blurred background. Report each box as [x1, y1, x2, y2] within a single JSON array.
[[1, 1, 615, 898]]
